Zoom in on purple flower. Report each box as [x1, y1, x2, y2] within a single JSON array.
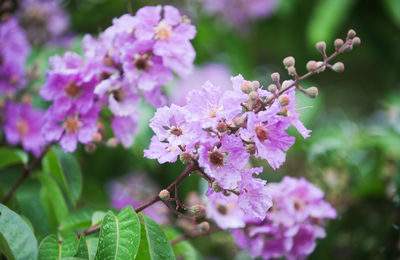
[[111, 114, 140, 148], [0, 17, 30, 94], [42, 104, 99, 152], [144, 136, 182, 164], [108, 173, 169, 224], [4, 102, 46, 156], [232, 177, 337, 260], [40, 52, 96, 116], [135, 5, 196, 76]]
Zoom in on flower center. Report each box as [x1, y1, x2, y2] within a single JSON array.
[[293, 199, 304, 211], [133, 54, 150, 71], [254, 125, 268, 142], [111, 88, 125, 102], [208, 106, 223, 119], [64, 116, 81, 134], [154, 20, 173, 41], [216, 204, 228, 215], [65, 82, 81, 98], [16, 119, 29, 136], [209, 150, 224, 167], [169, 126, 183, 136]]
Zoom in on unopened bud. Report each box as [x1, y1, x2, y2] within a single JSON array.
[[306, 60, 317, 71], [249, 91, 259, 100], [268, 84, 277, 93], [198, 221, 210, 232], [212, 181, 224, 192], [216, 122, 227, 133], [277, 107, 288, 117], [92, 132, 102, 142], [97, 121, 105, 131], [278, 94, 290, 106], [315, 62, 326, 72], [334, 39, 344, 50], [281, 80, 292, 90], [332, 62, 344, 73], [305, 87, 318, 98], [347, 29, 356, 38], [233, 117, 244, 128], [85, 143, 96, 153], [316, 41, 326, 54], [104, 56, 113, 67], [352, 37, 361, 46], [287, 66, 296, 76], [189, 205, 206, 218], [245, 143, 256, 155], [251, 80, 260, 90], [9, 75, 19, 85], [241, 81, 252, 94], [22, 94, 32, 104], [271, 72, 280, 82], [180, 151, 193, 164], [106, 137, 118, 148], [159, 189, 170, 201], [283, 56, 295, 67]]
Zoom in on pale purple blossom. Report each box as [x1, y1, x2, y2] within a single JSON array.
[[111, 114, 140, 148]]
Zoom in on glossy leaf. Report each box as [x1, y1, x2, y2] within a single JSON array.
[[38, 231, 78, 260], [75, 234, 98, 260], [0, 204, 38, 260], [91, 211, 106, 226], [94, 206, 141, 260], [60, 208, 97, 231], [136, 214, 175, 260], [0, 148, 28, 170]]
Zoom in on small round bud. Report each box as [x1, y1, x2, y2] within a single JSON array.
[[306, 60, 317, 72], [347, 29, 356, 38], [352, 37, 361, 46], [277, 107, 288, 117], [287, 66, 296, 76], [305, 87, 318, 98], [85, 143, 96, 153], [189, 205, 206, 218], [216, 121, 227, 133], [334, 38, 344, 50], [22, 94, 32, 104], [332, 62, 345, 73], [10, 75, 19, 85], [271, 72, 280, 82], [92, 132, 102, 142], [249, 91, 259, 100], [251, 80, 260, 90], [233, 117, 244, 127], [241, 81, 252, 94], [283, 56, 295, 67], [104, 56, 113, 67], [315, 62, 326, 72], [245, 143, 256, 155], [316, 41, 326, 54], [180, 151, 193, 164], [106, 137, 118, 148], [97, 121, 105, 131], [278, 94, 290, 106], [198, 221, 210, 232], [212, 181, 223, 193], [281, 80, 291, 90], [159, 189, 170, 201], [268, 84, 277, 93]]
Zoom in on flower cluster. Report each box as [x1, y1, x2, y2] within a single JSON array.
[[232, 177, 337, 260], [40, 5, 196, 152], [145, 72, 311, 227]]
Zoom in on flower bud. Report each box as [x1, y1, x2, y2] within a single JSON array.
[[316, 41, 326, 54], [251, 80, 260, 90], [104, 56, 113, 67], [315, 62, 326, 72], [245, 143, 256, 155], [10, 75, 19, 85], [216, 122, 228, 133], [334, 38, 344, 51], [233, 117, 244, 127], [332, 62, 344, 73], [283, 56, 295, 67], [159, 189, 170, 201], [198, 221, 210, 232], [189, 205, 206, 218], [212, 181, 223, 192], [92, 132, 102, 142], [306, 60, 317, 72], [305, 87, 318, 98], [281, 80, 291, 90], [347, 29, 356, 38], [85, 143, 96, 153], [277, 107, 288, 117], [241, 81, 252, 94], [22, 94, 32, 104], [352, 37, 361, 46], [180, 151, 193, 164], [106, 137, 118, 148], [268, 84, 277, 93], [278, 94, 290, 106], [287, 66, 296, 76], [249, 91, 259, 100], [271, 72, 280, 82]]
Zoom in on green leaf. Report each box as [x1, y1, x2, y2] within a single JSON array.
[[164, 227, 200, 260], [38, 172, 69, 225], [42, 148, 83, 206], [60, 208, 97, 231], [136, 214, 175, 260], [75, 234, 98, 260], [0, 148, 28, 170], [38, 231, 78, 260], [94, 206, 141, 260], [307, 0, 356, 45], [0, 204, 38, 260], [91, 211, 106, 226]]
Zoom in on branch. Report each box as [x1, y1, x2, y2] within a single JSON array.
[[170, 226, 219, 246]]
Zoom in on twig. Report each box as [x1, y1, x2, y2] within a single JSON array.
[[170, 227, 219, 246]]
